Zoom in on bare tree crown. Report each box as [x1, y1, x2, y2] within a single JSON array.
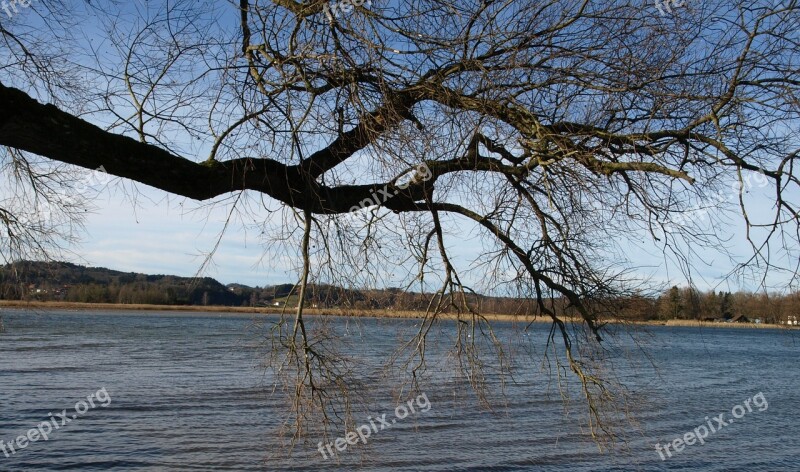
[[0, 0, 797, 443]]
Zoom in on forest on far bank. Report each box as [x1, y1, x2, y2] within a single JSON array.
[[1, 261, 798, 324]]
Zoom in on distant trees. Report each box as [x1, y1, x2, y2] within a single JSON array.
[[660, 286, 685, 319], [654, 287, 799, 323], [4, 260, 800, 321]]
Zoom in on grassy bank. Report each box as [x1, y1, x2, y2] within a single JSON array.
[[0, 300, 791, 329], [655, 319, 787, 329], [0, 300, 554, 322]]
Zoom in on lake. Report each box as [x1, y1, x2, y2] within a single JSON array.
[[0, 310, 798, 471]]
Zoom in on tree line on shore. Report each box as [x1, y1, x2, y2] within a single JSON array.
[[613, 287, 799, 324], [1, 262, 797, 323]]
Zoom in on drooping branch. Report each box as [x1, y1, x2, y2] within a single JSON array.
[[415, 200, 604, 338]]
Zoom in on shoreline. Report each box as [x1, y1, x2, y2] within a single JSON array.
[[0, 300, 791, 329], [0, 300, 544, 322]]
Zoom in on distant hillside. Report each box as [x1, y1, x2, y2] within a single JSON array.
[[0, 261, 407, 309], [0, 261, 543, 314], [0, 261, 242, 306]]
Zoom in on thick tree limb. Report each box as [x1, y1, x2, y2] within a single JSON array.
[[0, 82, 431, 212]]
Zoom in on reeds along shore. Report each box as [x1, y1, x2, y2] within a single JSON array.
[[0, 300, 562, 322], [0, 300, 792, 329]]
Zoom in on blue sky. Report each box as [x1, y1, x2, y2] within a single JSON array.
[[61, 177, 789, 293], [71, 186, 289, 287]]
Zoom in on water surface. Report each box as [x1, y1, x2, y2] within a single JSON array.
[[0, 310, 797, 470]]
